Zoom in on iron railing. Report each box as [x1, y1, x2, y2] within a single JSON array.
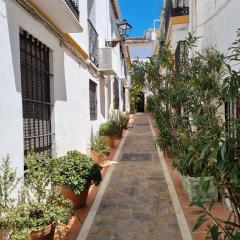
[[88, 20, 99, 67], [175, 40, 188, 74], [64, 0, 79, 20], [165, 0, 189, 37]]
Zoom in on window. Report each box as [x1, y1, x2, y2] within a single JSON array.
[[88, 0, 99, 66], [123, 86, 126, 112], [89, 80, 97, 120], [20, 31, 53, 156], [114, 78, 119, 110]]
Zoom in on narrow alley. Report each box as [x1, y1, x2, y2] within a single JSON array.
[[83, 113, 182, 240]]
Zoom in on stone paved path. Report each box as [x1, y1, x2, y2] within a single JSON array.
[[86, 113, 182, 240]]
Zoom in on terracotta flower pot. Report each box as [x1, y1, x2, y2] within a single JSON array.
[[115, 128, 123, 139], [91, 150, 104, 165], [104, 136, 115, 148], [0, 229, 6, 240], [31, 224, 55, 240], [61, 186, 89, 209]]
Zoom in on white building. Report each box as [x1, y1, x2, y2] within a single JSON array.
[[190, 0, 240, 54], [0, 0, 131, 176]]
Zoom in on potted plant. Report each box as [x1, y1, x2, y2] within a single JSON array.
[[99, 120, 120, 147], [56, 151, 102, 209], [90, 136, 108, 165], [109, 111, 124, 139], [8, 200, 71, 240], [0, 155, 20, 240], [8, 152, 72, 240], [122, 113, 130, 129]]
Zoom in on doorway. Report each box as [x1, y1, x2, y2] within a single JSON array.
[[135, 92, 145, 112]]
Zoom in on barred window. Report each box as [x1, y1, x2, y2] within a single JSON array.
[[20, 31, 53, 156], [123, 86, 126, 112], [114, 78, 119, 110], [89, 80, 97, 120]]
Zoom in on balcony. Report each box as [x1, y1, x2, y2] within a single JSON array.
[[171, 0, 189, 16], [64, 0, 79, 20], [165, 0, 189, 35], [31, 0, 82, 33], [98, 48, 118, 76]]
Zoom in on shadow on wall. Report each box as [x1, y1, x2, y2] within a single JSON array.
[[5, 0, 22, 94], [5, 0, 68, 103]]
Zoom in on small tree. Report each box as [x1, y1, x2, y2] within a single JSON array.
[[130, 31, 240, 239]]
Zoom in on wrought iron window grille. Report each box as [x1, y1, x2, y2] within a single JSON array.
[[89, 80, 97, 120], [20, 31, 53, 156], [114, 78, 120, 110], [88, 20, 99, 67]]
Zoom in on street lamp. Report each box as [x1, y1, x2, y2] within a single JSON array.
[[105, 19, 132, 47], [117, 19, 132, 38]]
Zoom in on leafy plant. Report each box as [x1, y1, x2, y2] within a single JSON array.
[[155, 126, 172, 153], [146, 95, 156, 113], [0, 155, 20, 209], [56, 151, 102, 195], [99, 120, 120, 136], [122, 113, 130, 129], [0, 155, 20, 232], [7, 152, 72, 239], [110, 111, 130, 129], [130, 30, 240, 238], [91, 136, 108, 156]]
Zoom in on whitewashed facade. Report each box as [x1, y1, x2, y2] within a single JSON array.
[[0, 0, 130, 175]]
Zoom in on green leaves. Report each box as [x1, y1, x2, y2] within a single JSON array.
[[0, 155, 20, 211], [193, 214, 208, 232], [56, 151, 102, 195], [99, 120, 120, 136], [91, 136, 108, 155]]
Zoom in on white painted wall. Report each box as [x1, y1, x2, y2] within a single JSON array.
[[169, 23, 189, 52], [0, 0, 129, 174], [191, 0, 240, 54], [0, 0, 24, 177]]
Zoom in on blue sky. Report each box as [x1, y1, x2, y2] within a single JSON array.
[[119, 0, 163, 37]]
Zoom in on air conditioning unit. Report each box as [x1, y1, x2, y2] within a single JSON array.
[[98, 48, 117, 75]]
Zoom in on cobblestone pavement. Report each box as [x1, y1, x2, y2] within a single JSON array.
[[86, 113, 182, 240]]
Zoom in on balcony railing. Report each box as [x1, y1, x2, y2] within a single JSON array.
[[175, 40, 188, 74], [165, 0, 189, 36], [64, 0, 80, 20], [88, 20, 99, 67]]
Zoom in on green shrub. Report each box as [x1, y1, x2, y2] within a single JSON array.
[[91, 136, 108, 155], [146, 95, 156, 113], [155, 127, 172, 152], [0, 155, 20, 232], [7, 152, 72, 239], [110, 111, 130, 129], [56, 151, 102, 195], [99, 120, 120, 136]]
